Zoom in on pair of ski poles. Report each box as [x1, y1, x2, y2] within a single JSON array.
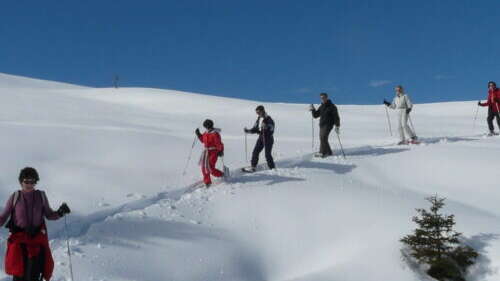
[[384, 106, 418, 137], [310, 116, 346, 159], [182, 133, 231, 177]]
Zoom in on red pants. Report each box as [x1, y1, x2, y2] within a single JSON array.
[[200, 150, 223, 184]]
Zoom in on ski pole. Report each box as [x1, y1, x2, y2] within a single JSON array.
[[64, 216, 75, 281], [408, 115, 417, 136], [335, 130, 346, 159], [182, 135, 197, 176], [384, 106, 393, 136], [311, 115, 315, 152], [472, 104, 480, 130], [244, 132, 248, 163]]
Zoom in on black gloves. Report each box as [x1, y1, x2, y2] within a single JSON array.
[[478, 101, 482, 106], [406, 108, 412, 114], [218, 151, 224, 157], [383, 99, 391, 106], [244, 128, 250, 133], [195, 128, 201, 137], [57, 203, 71, 217]]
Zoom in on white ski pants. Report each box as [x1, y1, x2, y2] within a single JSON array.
[[398, 109, 416, 141]]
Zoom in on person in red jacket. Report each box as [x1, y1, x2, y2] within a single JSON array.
[[195, 119, 225, 187], [478, 81, 500, 136], [0, 167, 70, 281]]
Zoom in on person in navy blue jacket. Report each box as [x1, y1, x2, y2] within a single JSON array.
[[243, 105, 276, 172]]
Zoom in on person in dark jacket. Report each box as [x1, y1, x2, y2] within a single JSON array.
[[243, 105, 275, 172], [0, 167, 71, 281], [310, 93, 341, 158]]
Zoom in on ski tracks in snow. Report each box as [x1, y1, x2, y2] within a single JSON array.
[[51, 133, 486, 243]]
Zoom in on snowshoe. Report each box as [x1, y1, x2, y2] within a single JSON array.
[[487, 131, 499, 137], [314, 152, 327, 158], [409, 139, 421, 145], [241, 167, 256, 173], [397, 140, 409, 145]]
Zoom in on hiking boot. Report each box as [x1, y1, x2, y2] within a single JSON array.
[[241, 167, 256, 173]]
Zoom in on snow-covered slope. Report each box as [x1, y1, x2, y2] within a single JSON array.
[[0, 73, 86, 89], [0, 74, 498, 281]]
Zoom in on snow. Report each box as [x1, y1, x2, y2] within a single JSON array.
[[0, 72, 498, 281]]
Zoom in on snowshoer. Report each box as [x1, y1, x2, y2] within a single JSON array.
[[309, 93, 341, 158], [384, 85, 418, 145], [195, 119, 225, 187], [243, 105, 275, 172], [0, 167, 71, 281], [478, 81, 500, 136]]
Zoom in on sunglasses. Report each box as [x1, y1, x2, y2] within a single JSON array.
[[22, 179, 37, 184]]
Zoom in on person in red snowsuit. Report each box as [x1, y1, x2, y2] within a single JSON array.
[[195, 119, 224, 187], [478, 81, 500, 136], [0, 167, 71, 281]]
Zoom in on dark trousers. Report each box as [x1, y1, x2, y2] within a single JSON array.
[[319, 126, 333, 155], [251, 135, 275, 169], [13, 244, 43, 281], [487, 108, 500, 132]]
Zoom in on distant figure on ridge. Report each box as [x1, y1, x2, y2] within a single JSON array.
[[309, 92, 341, 158], [242, 105, 276, 172], [384, 85, 418, 145], [478, 81, 500, 136]]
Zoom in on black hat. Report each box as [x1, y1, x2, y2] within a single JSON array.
[[19, 167, 39, 183], [255, 105, 265, 112], [488, 81, 496, 87], [203, 119, 214, 129], [319, 92, 328, 98]]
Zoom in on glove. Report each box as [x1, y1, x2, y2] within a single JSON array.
[[57, 203, 71, 217], [309, 104, 315, 111], [244, 127, 250, 133], [218, 151, 224, 157], [195, 128, 201, 136], [478, 101, 482, 106], [383, 99, 391, 106], [406, 108, 412, 114], [335, 126, 340, 135]]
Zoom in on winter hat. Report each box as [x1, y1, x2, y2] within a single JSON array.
[[319, 93, 328, 98], [488, 81, 496, 87], [255, 105, 265, 112], [19, 167, 39, 183], [203, 119, 214, 129]]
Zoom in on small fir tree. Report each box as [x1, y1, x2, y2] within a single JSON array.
[[401, 195, 478, 281]]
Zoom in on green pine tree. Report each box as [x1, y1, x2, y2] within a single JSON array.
[[401, 195, 478, 281]]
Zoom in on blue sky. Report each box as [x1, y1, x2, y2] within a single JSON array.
[[1, 0, 499, 104]]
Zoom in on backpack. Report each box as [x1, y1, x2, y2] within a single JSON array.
[[5, 190, 47, 232]]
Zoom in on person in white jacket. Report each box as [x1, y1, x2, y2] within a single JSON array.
[[383, 85, 418, 144]]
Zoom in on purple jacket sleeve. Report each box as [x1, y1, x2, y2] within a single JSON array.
[[41, 192, 61, 220], [0, 194, 14, 227]]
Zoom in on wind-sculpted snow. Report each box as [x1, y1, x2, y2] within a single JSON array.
[[0, 74, 498, 281]]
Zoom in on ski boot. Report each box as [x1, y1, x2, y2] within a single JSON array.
[[241, 167, 256, 173], [314, 152, 325, 158], [409, 136, 420, 144], [397, 140, 408, 145]]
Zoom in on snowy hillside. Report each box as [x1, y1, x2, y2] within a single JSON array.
[[0, 73, 498, 281]]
